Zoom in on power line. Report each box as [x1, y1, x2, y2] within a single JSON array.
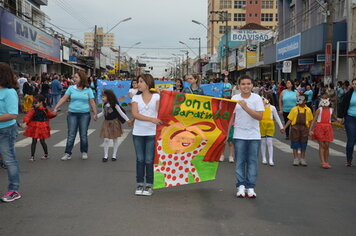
[[52, 0, 92, 27]]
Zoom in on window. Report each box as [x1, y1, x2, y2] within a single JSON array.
[[233, 26, 239, 29], [219, 13, 232, 21], [255, 13, 258, 17], [275, 13, 278, 21], [234, 13, 246, 21], [234, 0, 246, 8], [262, 0, 273, 9], [261, 13, 273, 21], [220, 0, 232, 9], [219, 25, 232, 34]]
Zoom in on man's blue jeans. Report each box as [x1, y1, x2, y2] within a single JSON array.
[[345, 115, 356, 162], [51, 94, 61, 108], [65, 112, 91, 155], [133, 135, 155, 186], [0, 124, 20, 191], [234, 139, 261, 189]]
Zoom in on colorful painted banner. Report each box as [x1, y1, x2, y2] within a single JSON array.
[[96, 80, 176, 106], [246, 45, 258, 67], [153, 90, 237, 189], [183, 82, 224, 98]]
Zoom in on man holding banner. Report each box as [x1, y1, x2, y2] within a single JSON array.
[[231, 75, 264, 198]]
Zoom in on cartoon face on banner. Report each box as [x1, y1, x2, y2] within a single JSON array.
[[153, 90, 237, 189]]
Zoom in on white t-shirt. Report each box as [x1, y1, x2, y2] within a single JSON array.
[[231, 93, 265, 140], [129, 88, 138, 97], [132, 93, 160, 136], [17, 77, 27, 95]]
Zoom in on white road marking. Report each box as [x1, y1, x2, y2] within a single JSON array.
[[273, 138, 293, 153], [308, 140, 344, 157], [331, 138, 346, 148], [99, 129, 131, 147], [54, 129, 96, 147], [16, 130, 60, 147]]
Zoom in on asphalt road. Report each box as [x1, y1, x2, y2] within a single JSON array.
[[0, 105, 355, 236]]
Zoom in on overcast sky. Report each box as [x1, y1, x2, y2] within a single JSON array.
[[42, 0, 208, 77]]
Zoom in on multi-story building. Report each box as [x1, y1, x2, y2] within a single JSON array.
[[84, 27, 116, 50], [207, 0, 278, 54]]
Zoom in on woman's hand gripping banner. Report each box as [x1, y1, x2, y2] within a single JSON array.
[[154, 90, 237, 189]]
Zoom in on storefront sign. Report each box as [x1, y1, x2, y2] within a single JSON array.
[[316, 54, 335, 62], [298, 58, 314, 65], [0, 9, 61, 63], [237, 46, 246, 70], [282, 61, 292, 73], [276, 34, 301, 62], [231, 30, 273, 42], [246, 45, 257, 66]]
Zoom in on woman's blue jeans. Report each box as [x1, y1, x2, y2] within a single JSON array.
[[345, 115, 356, 162], [0, 124, 20, 191], [65, 112, 91, 155], [133, 135, 155, 186], [233, 139, 261, 189]]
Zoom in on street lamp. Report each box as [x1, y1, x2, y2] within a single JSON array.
[[179, 41, 198, 57], [192, 20, 208, 31], [190, 37, 201, 75]]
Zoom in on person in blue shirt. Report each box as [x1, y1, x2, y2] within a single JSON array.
[[222, 77, 232, 99], [182, 74, 204, 95], [0, 63, 21, 203], [50, 75, 63, 110], [304, 84, 314, 110], [338, 78, 356, 166], [279, 80, 298, 139], [54, 71, 97, 161]]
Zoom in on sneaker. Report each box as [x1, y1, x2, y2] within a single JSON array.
[[346, 161, 352, 167], [262, 159, 267, 165], [81, 153, 88, 160], [135, 185, 144, 196], [236, 185, 245, 198], [102, 158, 108, 163], [142, 186, 153, 196], [300, 159, 308, 166], [246, 188, 257, 198], [293, 159, 300, 166], [41, 155, 49, 160], [29, 156, 35, 162], [1, 191, 21, 202], [61, 154, 71, 161], [228, 156, 234, 163], [111, 158, 117, 161], [0, 161, 7, 169], [269, 161, 275, 166], [219, 155, 224, 162]]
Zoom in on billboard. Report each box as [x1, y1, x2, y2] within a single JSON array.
[[231, 30, 273, 42], [0, 9, 61, 63], [276, 33, 301, 62], [246, 44, 257, 66]]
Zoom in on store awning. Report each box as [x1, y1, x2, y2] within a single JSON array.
[[62, 62, 86, 71]]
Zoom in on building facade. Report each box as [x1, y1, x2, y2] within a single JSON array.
[[84, 27, 116, 50], [207, 0, 278, 55]]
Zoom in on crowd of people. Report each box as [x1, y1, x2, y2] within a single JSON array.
[[0, 61, 355, 202]]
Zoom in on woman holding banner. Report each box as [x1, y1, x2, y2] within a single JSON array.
[[182, 74, 204, 95], [231, 75, 264, 198]]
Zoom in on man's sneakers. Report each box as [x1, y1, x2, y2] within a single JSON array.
[[236, 185, 246, 198], [1, 191, 21, 203], [236, 185, 257, 198], [61, 154, 71, 161], [81, 153, 88, 160], [135, 185, 153, 196]]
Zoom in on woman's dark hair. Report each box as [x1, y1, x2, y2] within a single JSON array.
[[265, 93, 275, 106], [102, 89, 118, 107], [344, 80, 350, 87], [75, 71, 89, 88], [329, 83, 334, 89], [0, 63, 17, 89], [286, 79, 295, 91], [136, 74, 156, 95], [175, 78, 184, 88], [337, 81, 343, 87], [238, 74, 253, 85], [34, 94, 47, 108], [130, 78, 138, 88]]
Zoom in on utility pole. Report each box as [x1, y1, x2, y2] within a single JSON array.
[[325, 0, 334, 84], [93, 25, 97, 76], [210, 10, 229, 74], [118, 46, 121, 77], [185, 51, 189, 75]]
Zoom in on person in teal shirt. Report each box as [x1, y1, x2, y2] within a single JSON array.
[[54, 71, 97, 161], [304, 84, 313, 110], [279, 80, 298, 139], [222, 77, 232, 98], [0, 63, 21, 203]]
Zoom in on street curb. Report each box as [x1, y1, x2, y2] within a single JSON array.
[[331, 122, 345, 129]]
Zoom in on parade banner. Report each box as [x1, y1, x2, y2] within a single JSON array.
[[153, 90, 237, 189], [96, 80, 175, 105], [183, 82, 224, 98]]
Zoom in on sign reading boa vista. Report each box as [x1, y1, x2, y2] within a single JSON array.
[[154, 90, 237, 189]]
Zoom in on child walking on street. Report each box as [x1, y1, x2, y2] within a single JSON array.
[[284, 95, 313, 166], [22, 95, 57, 161], [309, 95, 337, 168], [260, 95, 284, 166], [96, 90, 132, 162], [131, 74, 161, 196]]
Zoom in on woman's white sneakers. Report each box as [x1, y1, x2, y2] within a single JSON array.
[[61, 154, 71, 161], [236, 185, 257, 198], [81, 153, 88, 160]]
